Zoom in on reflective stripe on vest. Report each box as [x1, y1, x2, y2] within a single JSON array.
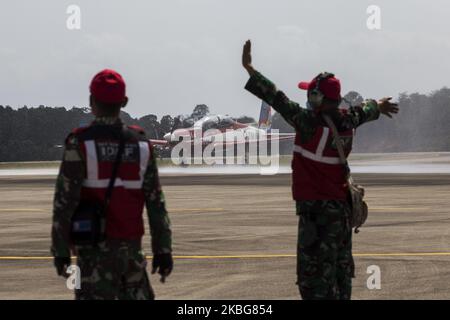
[[292, 127, 342, 165], [83, 140, 150, 189]]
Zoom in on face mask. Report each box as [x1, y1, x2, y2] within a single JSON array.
[[306, 100, 326, 113]]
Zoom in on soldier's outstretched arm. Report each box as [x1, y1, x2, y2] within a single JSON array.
[[143, 145, 173, 282], [346, 97, 399, 128], [51, 134, 85, 262], [377, 97, 399, 118], [242, 40, 315, 136]]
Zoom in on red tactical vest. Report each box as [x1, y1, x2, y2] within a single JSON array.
[[74, 124, 151, 240], [291, 118, 353, 201]]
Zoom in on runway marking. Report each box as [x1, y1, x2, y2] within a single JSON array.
[[0, 207, 428, 214], [168, 208, 224, 213], [0, 208, 224, 214], [1, 252, 450, 261], [0, 208, 46, 212], [169, 254, 295, 259], [369, 207, 428, 211], [353, 252, 450, 257], [168, 252, 450, 259]]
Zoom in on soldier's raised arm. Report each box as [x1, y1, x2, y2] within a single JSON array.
[[242, 40, 316, 137], [51, 133, 85, 275], [142, 145, 173, 283]]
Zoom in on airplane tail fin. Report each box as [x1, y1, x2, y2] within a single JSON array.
[[258, 100, 272, 132]]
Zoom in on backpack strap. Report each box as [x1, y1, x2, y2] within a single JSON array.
[[102, 126, 126, 211], [322, 114, 351, 179]]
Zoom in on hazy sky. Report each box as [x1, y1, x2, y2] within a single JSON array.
[[1, 0, 450, 119]]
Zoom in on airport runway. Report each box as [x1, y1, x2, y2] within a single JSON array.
[[0, 172, 449, 299]]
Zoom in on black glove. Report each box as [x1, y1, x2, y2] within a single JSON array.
[[152, 253, 173, 283], [54, 256, 71, 277]]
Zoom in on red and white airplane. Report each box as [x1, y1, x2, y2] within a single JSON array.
[[150, 101, 295, 147]]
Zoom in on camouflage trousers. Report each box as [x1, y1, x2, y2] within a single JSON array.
[[75, 240, 154, 300], [296, 200, 355, 300]]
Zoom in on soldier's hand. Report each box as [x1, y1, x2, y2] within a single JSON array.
[[377, 97, 399, 118], [152, 253, 173, 283], [242, 40, 255, 76], [54, 256, 71, 278]]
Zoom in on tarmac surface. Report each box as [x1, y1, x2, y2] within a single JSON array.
[[0, 172, 449, 299]]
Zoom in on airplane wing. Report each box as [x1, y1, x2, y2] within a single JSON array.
[[213, 133, 295, 146], [149, 139, 169, 146], [266, 133, 296, 139], [232, 122, 250, 129]]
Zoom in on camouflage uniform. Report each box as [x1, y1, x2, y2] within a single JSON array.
[[296, 201, 353, 299], [51, 117, 172, 300], [245, 71, 380, 300]]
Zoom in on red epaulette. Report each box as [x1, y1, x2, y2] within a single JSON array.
[[128, 125, 145, 134], [65, 126, 89, 144]]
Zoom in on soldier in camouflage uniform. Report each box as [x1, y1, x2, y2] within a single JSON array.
[[51, 69, 172, 300], [242, 40, 398, 299]]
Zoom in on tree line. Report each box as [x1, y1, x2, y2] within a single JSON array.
[[0, 104, 253, 161], [1, 88, 449, 162]]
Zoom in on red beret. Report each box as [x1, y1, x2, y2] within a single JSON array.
[[90, 69, 126, 104]]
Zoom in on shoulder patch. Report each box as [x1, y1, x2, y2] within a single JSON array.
[[66, 125, 90, 144]]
